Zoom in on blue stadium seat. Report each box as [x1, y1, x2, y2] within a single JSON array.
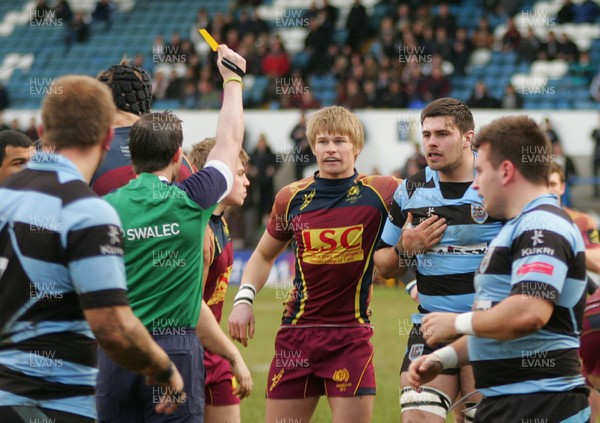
[[318, 90, 336, 107]]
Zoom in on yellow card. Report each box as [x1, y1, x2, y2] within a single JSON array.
[[199, 29, 219, 51]]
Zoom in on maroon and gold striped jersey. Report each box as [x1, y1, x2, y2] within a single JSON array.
[[267, 172, 399, 327]]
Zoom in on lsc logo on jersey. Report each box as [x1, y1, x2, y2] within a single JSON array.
[[301, 224, 364, 264]]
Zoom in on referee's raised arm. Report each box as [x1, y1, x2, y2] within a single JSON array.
[[206, 45, 246, 180]]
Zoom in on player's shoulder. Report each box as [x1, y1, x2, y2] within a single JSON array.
[[516, 202, 580, 245], [277, 176, 317, 203], [401, 168, 435, 199], [357, 174, 401, 188], [78, 194, 122, 224], [522, 202, 572, 228]]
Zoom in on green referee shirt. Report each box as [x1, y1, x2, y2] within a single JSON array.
[[105, 173, 216, 330]]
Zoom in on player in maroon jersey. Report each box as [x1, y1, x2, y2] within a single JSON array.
[[188, 138, 250, 423], [228, 106, 400, 423]]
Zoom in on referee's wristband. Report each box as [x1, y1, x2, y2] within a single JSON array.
[[233, 284, 256, 307], [432, 346, 458, 370], [223, 76, 243, 89], [455, 312, 475, 336]]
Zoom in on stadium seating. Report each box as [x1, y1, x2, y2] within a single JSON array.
[[0, 0, 598, 110]]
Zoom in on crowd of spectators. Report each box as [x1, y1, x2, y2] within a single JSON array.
[[140, 0, 599, 111], [0, 114, 39, 141], [25, 0, 600, 111], [32, 0, 114, 50]]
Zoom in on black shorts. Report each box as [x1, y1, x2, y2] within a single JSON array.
[[0, 406, 94, 423], [475, 388, 590, 423], [96, 329, 205, 422], [400, 323, 459, 376]]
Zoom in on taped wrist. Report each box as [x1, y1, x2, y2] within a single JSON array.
[[233, 284, 256, 307], [432, 346, 458, 370], [455, 312, 475, 336]]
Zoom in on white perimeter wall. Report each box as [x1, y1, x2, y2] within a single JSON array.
[[5, 109, 599, 177]]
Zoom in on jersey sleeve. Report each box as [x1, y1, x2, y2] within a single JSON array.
[[174, 160, 231, 208], [371, 175, 401, 211], [379, 181, 408, 246], [509, 224, 573, 304], [266, 185, 294, 241], [64, 198, 129, 309]]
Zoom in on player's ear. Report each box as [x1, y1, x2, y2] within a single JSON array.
[[172, 146, 182, 163], [500, 160, 514, 185], [463, 130, 475, 148], [101, 128, 114, 151]]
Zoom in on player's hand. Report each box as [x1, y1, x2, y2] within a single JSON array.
[[230, 353, 253, 399], [216, 45, 246, 80], [407, 354, 443, 389], [146, 364, 186, 415], [400, 212, 447, 254], [421, 312, 459, 346], [228, 303, 255, 347]]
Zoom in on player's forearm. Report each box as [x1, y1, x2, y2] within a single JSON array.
[[470, 296, 553, 340], [235, 231, 290, 302], [374, 247, 407, 279], [89, 306, 172, 379], [196, 302, 241, 363], [448, 336, 470, 367], [208, 80, 243, 172], [239, 248, 276, 295]]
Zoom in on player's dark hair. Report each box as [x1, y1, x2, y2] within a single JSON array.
[[421, 97, 474, 135], [129, 112, 182, 174], [97, 62, 152, 115], [473, 115, 551, 185], [0, 130, 33, 163]]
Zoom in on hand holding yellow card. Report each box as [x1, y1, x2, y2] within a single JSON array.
[[198, 28, 245, 77], [199, 29, 218, 51]]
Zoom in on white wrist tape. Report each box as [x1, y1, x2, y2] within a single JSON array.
[[433, 346, 458, 370], [455, 312, 475, 336], [405, 279, 417, 295], [233, 284, 256, 307]]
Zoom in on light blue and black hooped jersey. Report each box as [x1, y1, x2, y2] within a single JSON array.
[[0, 154, 129, 419], [379, 163, 503, 322], [469, 195, 587, 397]]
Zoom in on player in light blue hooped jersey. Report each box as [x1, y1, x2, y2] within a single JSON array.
[[375, 98, 503, 423], [410, 115, 590, 423]]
